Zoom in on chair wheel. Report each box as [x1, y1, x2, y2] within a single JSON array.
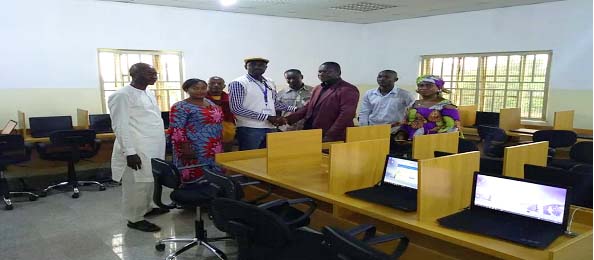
[[5, 204, 13, 210], [72, 193, 80, 199], [29, 195, 38, 201], [99, 186, 106, 191], [39, 191, 47, 197], [155, 243, 165, 251]]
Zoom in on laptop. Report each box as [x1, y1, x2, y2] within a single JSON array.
[[1, 120, 17, 135], [345, 155, 418, 212], [474, 111, 500, 127], [89, 114, 113, 133], [438, 172, 571, 248], [29, 116, 73, 138], [89, 114, 113, 134], [524, 164, 592, 208]]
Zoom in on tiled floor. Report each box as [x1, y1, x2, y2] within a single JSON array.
[[0, 185, 237, 260]]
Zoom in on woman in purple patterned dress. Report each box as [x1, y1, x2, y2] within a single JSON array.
[[169, 78, 224, 182], [395, 75, 461, 140]]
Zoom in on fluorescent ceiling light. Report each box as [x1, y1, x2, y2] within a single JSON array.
[[220, 0, 237, 7]]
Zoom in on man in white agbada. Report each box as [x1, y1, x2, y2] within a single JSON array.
[[109, 63, 167, 232]]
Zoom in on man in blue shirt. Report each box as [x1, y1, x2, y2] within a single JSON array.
[[358, 70, 415, 133]]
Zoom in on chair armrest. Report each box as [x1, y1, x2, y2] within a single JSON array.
[[91, 138, 102, 152], [284, 198, 317, 227], [35, 142, 50, 155], [152, 181, 177, 210], [24, 142, 34, 160], [366, 233, 409, 260], [257, 198, 287, 209], [245, 183, 273, 204], [346, 224, 376, 240], [239, 181, 260, 186], [178, 163, 208, 170]]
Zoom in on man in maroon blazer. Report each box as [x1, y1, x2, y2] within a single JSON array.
[[285, 62, 359, 141]]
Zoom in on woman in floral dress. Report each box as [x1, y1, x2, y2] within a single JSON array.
[[169, 78, 224, 182]]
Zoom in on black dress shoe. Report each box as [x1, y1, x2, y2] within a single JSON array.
[[127, 220, 161, 232], [144, 208, 170, 217]]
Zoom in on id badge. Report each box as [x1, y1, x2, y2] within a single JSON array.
[[262, 108, 273, 115]]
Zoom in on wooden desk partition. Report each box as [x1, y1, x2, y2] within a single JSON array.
[[215, 149, 267, 164], [417, 151, 480, 222], [499, 108, 521, 131], [328, 139, 390, 195], [458, 105, 478, 127], [553, 110, 574, 130], [345, 124, 391, 142], [503, 141, 548, 178], [77, 108, 89, 128], [266, 129, 322, 175], [17, 110, 26, 136], [412, 132, 459, 160]]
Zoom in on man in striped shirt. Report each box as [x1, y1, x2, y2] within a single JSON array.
[[228, 57, 296, 150]]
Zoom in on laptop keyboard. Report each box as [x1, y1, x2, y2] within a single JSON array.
[[346, 185, 417, 211], [438, 209, 563, 248]]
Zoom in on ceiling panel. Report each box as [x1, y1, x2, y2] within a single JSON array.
[[97, 0, 563, 24]]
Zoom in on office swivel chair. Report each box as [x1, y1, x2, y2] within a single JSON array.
[[210, 197, 321, 260], [151, 158, 228, 260], [477, 125, 516, 158], [532, 130, 577, 160], [549, 141, 593, 170], [524, 164, 592, 208], [322, 224, 409, 260], [37, 130, 105, 198], [0, 134, 39, 210]]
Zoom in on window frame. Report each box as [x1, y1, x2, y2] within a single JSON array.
[[420, 50, 552, 121], [97, 48, 185, 113]]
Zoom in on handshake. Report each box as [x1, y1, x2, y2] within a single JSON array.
[[267, 116, 288, 127]]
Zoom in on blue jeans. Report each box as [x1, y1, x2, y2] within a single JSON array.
[[236, 127, 275, 151]]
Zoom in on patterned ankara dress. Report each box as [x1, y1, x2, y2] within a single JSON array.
[[169, 99, 223, 182]]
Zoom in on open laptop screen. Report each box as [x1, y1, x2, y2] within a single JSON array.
[[89, 114, 112, 133], [383, 157, 418, 189], [2, 120, 17, 135], [474, 174, 568, 224]]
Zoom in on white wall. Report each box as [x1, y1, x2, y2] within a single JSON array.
[[363, 0, 593, 128], [364, 0, 593, 90], [0, 0, 592, 128], [0, 0, 366, 89]]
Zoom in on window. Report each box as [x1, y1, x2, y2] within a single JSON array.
[[420, 51, 551, 120], [97, 49, 184, 112]]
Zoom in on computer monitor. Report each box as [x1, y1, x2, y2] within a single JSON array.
[[475, 111, 500, 127], [472, 173, 569, 225], [29, 116, 73, 138], [161, 111, 169, 129], [382, 156, 419, 190], [89, 114, 112, 133], [1, 120, 17, 135]]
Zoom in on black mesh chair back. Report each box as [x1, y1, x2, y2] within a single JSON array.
[[151, 158, 181, 190], [533, 130, 577, 148], [322, 225, 409, 260], [479, 157, 503, 175], [203, 167, 245, 200], [0, 134, 25, 153], [477, 125, 509, 157], [0, 134, 37, 209], [211, 197, 292, 248], [570, 164, 593, 175], [458, 138, 479, 153], [524, 164, 592, 208], [570, 142, 593, 164]]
